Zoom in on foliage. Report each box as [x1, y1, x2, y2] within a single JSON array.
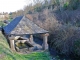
[[74, 39, 80, 56], [0, 21, 3, 26], [64, 2, 69, 10], [34, 7, 42, 12], [49, 25, 80, 56], [68, 0, 80, 10], [10, 0, 80, 17]]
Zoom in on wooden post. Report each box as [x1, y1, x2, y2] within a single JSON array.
[[29, 35, 33, 44], [42, 33, 49, 50], [10, 40, 15, 51]]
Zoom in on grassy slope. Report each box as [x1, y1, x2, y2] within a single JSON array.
[[0, 32, 51, 60]]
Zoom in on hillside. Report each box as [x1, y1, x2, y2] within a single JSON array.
[[2, 0, 80, 59], [25, 8, 80, 59], [0, 31, 51, 60]]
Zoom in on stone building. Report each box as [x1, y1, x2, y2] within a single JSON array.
[[2, 16, 49, 52]]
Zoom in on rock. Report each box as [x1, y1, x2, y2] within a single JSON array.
[[33, 46, 38, 51], [33, 44, 42, 50], [29, 47, 34, 51], [19, 48, 29, 53], [15, 47, 20, 52]]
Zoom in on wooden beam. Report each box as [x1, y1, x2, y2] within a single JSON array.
[[14, 36, 20, 40], [8, 36, 20, 40]]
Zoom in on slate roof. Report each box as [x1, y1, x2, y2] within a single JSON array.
[[3, 16, 48, 35]]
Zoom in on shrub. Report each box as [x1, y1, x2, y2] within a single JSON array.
[[49, 25, 80, 56], [74, 39, 80, 56], [27, 10, 32, 14], [64, 2, 69, 10], [68, 0, 80, 10]]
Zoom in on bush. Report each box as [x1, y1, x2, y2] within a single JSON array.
[[34, 7, 42, 12], [68, 0, 80, 10], [64, 2, 69, 10], [27, 10, 32, 14], [74, 39, 80, 56], [49, 25, 80, 56]]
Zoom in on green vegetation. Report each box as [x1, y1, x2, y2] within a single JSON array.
[[74, 39, 80, 56], [0, 19, 12, 26], [2, 52, 51, 60], [8, 19, 12, 22], [10, 0, 80, 18], [50, 25, 80, 55], [0, 32, 51, 60], [64, 2, 69, 10], [0, 21, 4, 26]]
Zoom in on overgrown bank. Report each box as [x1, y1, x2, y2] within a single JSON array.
[[25, 8, 80, 59]]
